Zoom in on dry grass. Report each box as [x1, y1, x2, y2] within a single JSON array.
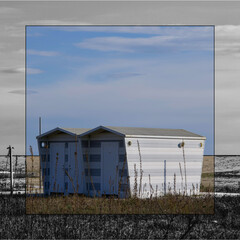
[[201, 156, 214, 192], [25, 153, 215, 214], [2, 195, 240, 239], [26, 193, 214, 214], [26, 156, 43, 193], [26, 155, 215, 194]]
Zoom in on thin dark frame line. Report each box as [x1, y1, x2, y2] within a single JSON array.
[[25, 25, 215, 216]]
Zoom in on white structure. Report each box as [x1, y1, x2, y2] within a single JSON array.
[[37, 126, 206, 197]]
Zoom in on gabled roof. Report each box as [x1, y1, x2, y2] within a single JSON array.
[[106, 126, 205, 138], [61, 128, 91, 135], [80, 126, 206, 139], [37, 126, 205, 140], [36, 127, 91, 139]]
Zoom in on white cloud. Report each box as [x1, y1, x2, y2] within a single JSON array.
[[0, 7, 22, 15], [27, 68, 43, 74], [28, 49, 59, 57], [27, 55, 212, 120], [215, 25, 240, 154], [56, 26, 212, 36], [75, 36, 175, 52], [216, 25, 240, 57], [27, 32, 43, 37], [0, 67, 42, 74], [8, 89, 38, 95], [23, 20, 91, 26], [75, 30, 212, 52], [0, 67, 25, 74]]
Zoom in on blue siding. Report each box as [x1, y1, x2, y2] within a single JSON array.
[[120, 184, 129, 191], [86, 183, 101, 191], [81, 140, 88, 148], [119, 154, 126, 162], [85, 168, 101, 176], [119, 169, 128, 177], [83, 154, 101, 162], [82, 140, 124, 148]]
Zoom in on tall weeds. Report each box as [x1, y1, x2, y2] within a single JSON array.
[[118, 154, 127, 198], [137, 140, 143, 198], [53, 152, 59, 192], [74, 136, 79, 192], [133, 164, 138, 198], [179, 162, 184, 194], [181, 140, 187, 194]]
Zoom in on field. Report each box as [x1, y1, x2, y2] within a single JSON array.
[[0, 155, 25, 193], [25, 155, 215, 194], [200, 155, 214, 192], [24, 155, 215, 214], [26, 156, 43, 193], [26, 194, 214, 214], [1, 195, 240, 239]]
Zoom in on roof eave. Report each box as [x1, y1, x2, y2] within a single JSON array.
[[125, 135, 206, 140], [36, 127, 77, 139], [79, 125, 125, 137]]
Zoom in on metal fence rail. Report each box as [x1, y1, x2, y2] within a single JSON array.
[[0, 154, 26, 194]]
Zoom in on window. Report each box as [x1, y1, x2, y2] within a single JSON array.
[[65, 142, 68, 149], [65, 154, 68, 162]]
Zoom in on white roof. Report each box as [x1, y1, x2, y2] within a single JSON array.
[[37, 126, 206, 140], [79, 126, 206, 139], [36, 127, 91, 139]]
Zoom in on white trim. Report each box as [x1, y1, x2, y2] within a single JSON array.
[[80, 125, 125, 137], [36, 127, 76, 139], [125, 135, 206, 140]]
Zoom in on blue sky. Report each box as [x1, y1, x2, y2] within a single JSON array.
[[26, 26, 214, 155]]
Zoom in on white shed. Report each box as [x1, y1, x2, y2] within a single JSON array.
[[37, 126, 206, 197]]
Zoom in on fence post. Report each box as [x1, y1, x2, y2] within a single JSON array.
[[7, 145, 14, 195], [164, 160, 166, 195]]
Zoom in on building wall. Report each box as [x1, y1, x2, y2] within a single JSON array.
[[38, 133, 83, 195], [80, 132, 128, 197], [38, 131, 205, 198], [125, 137, 205, 197]]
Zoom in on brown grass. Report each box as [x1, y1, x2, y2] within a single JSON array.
[[26, 155, 215, 194], [26, 193, 214, 214], [201, 156, 214, 192], [26, 156, 43, 193]]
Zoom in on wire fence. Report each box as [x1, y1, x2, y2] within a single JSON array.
[[0, 155, 26, 194]]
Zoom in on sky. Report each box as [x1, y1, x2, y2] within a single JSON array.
[[26, 26, 214, 155], [0, 1, 240, 156]]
